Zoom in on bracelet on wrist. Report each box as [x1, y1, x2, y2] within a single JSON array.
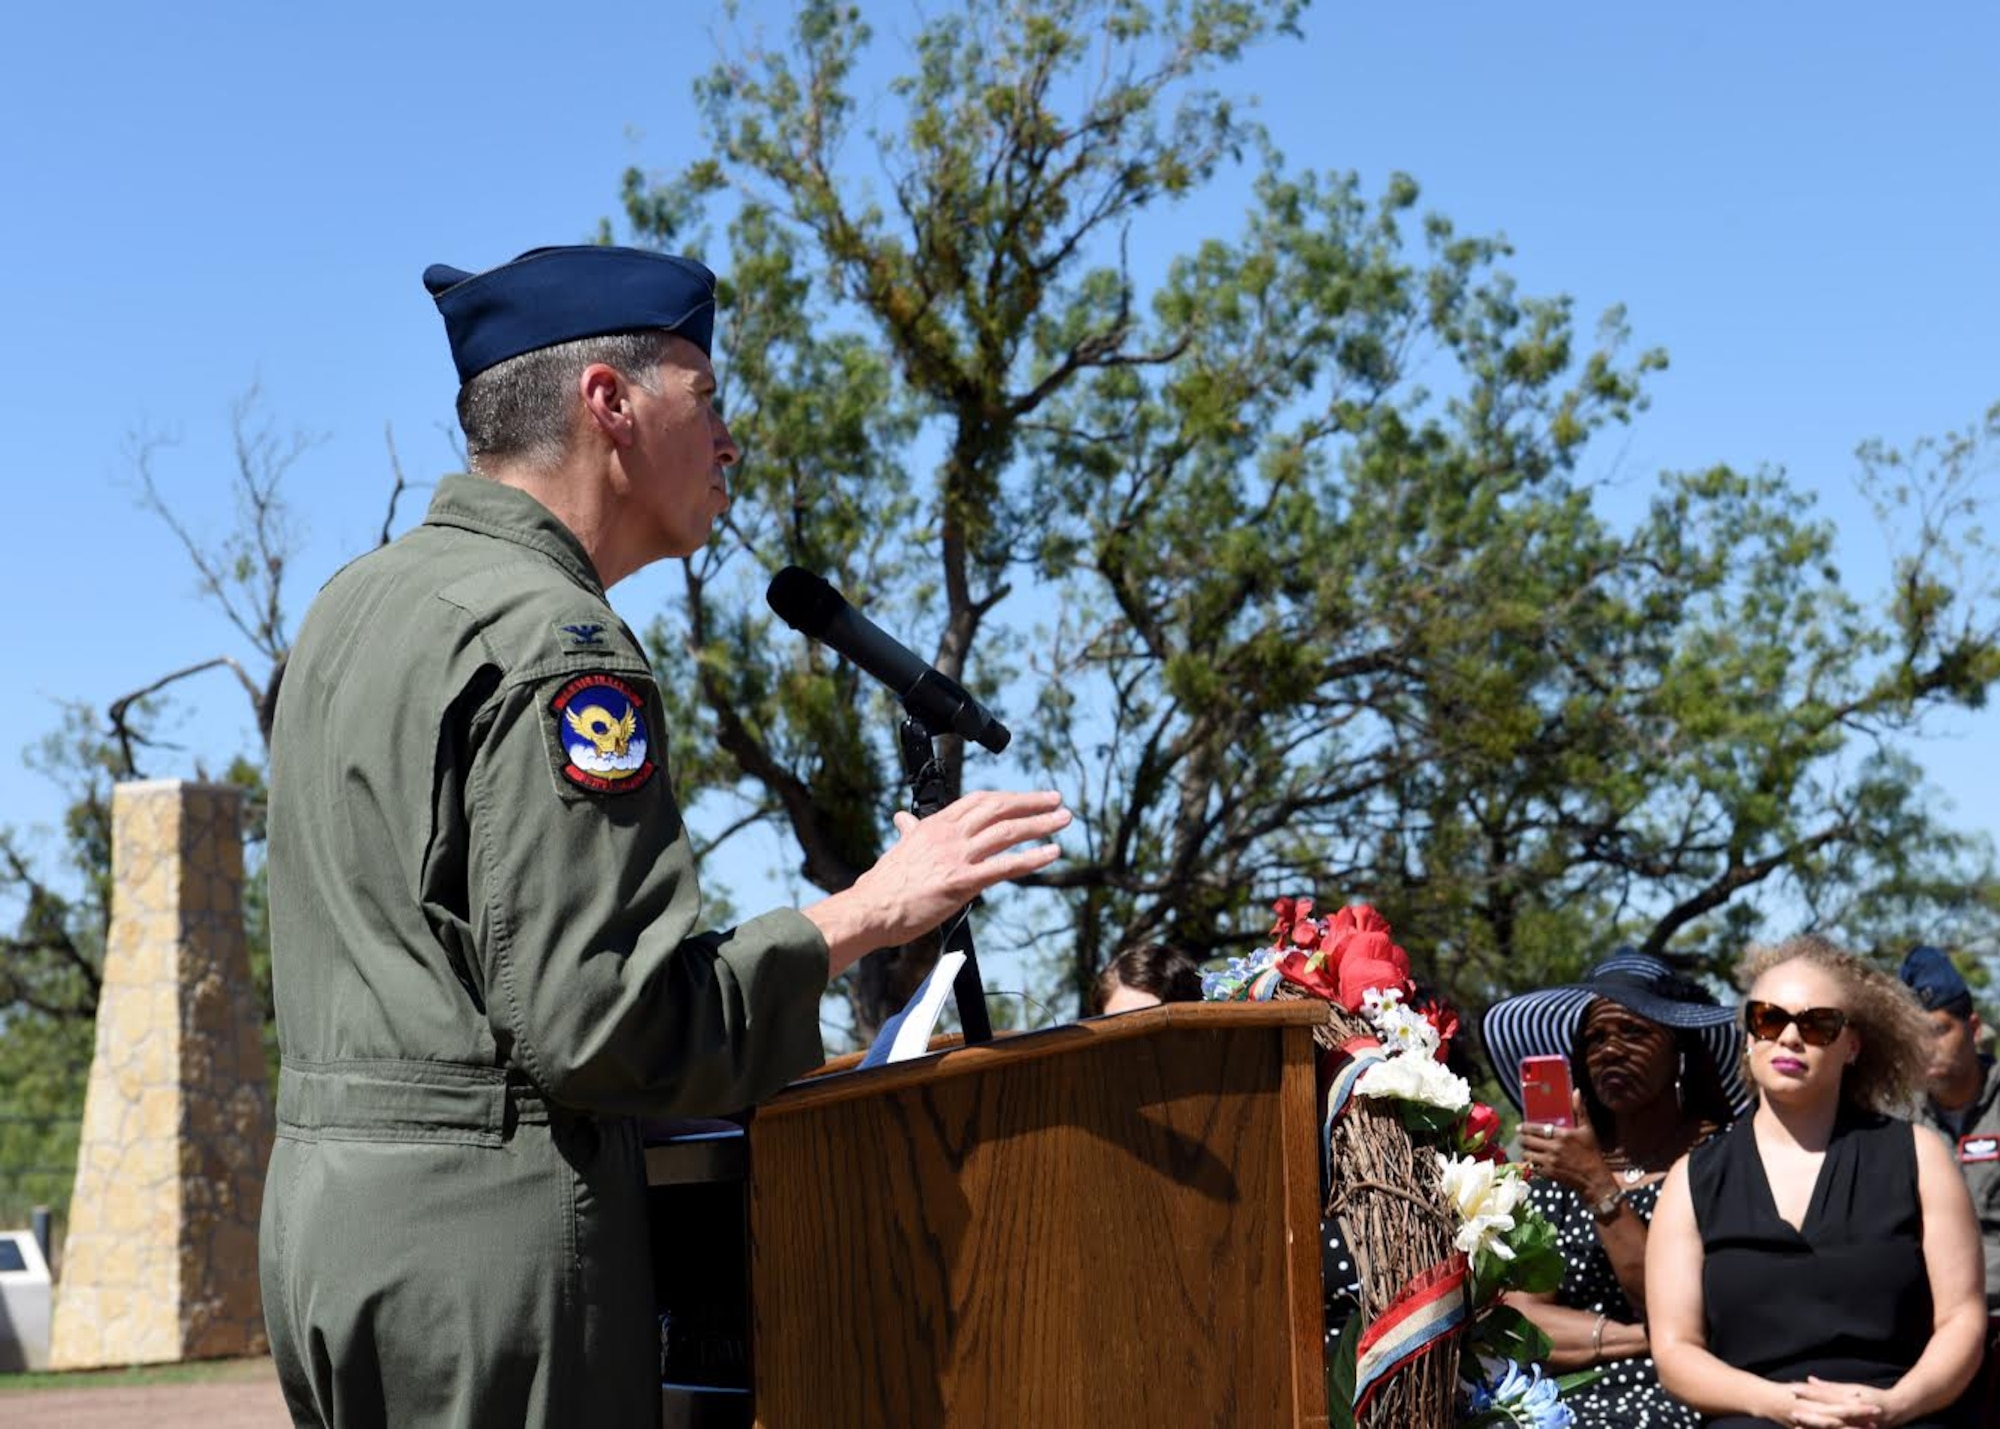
[[1588, 1185, 1626, 1223], [1589, 1311, 1608, 1361]]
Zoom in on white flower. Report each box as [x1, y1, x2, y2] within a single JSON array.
[[1372, 1003, 1440, 1059], [1361, 986, 1405, 1019], [1361, 986, 1440, 1058], [1355, 1052, 1470, 1112], [1438, 1154, 1531, 1262]]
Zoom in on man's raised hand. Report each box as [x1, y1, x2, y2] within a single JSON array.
[[804, 790, 1070, 977]]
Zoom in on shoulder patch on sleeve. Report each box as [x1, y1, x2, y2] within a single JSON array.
[[550, 672, 657, 794]]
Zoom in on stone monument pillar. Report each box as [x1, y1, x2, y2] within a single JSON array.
[[50, 780, 276, 1368]]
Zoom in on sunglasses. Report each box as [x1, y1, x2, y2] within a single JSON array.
[[1742, 999, 1848, 1048]]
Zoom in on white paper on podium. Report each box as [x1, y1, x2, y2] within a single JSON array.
[[859, 950, 968, 1069]]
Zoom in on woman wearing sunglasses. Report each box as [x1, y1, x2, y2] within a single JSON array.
[[1647, 935, 1986, 1427]]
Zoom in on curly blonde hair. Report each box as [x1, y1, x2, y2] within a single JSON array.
[[1735, 934, 1929, 1116]]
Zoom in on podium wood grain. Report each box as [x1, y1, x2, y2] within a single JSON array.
[[747, 1003, 1330, 1428]]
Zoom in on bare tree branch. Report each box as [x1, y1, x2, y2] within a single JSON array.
[[105, 656, 263, 773], [380, 424, 431, 548], [0, 841, 102, 1012]]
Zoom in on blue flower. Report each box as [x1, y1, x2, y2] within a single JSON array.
[[1200, 948, 1277, 1000], [1463, 1361, 1572, 1429]]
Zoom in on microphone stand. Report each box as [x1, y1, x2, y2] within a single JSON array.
[[897, 717, 994, 1045]]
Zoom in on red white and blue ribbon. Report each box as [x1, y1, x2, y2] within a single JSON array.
[[1244, 965, 1286, 1001], [1320, 1035, 1387, 1174], [1351, 1252, 1470, 1418]]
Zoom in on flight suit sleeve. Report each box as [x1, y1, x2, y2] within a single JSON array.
[[462, 653, 830, 1117]]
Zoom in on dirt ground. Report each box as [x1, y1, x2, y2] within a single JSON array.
[[0, 1359, 288, 1428]]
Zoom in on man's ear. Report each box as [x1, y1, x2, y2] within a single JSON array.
[[578, 363, 635, 446], [1970, 1011, 1984, 1041]]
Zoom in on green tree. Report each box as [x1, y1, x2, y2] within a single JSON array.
[[0, 1015, 93, 1232], [1024, 180, 2000, 1010], [0, 706, 122, 1026], [616, 0, 2000, 1034], [0, 703, 138, 1232], [619, 0, 1312, 1034]]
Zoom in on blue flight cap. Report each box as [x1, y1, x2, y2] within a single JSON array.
[[422, 245, 717, 385], [1899, 944, 1973, 1015]]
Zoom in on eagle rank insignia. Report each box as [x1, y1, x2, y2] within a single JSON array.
[[551, 673, 657, 794]]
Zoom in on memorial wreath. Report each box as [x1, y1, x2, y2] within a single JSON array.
[[1205, 899, 1591, 1428]]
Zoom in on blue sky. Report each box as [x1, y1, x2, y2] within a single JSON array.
[[2, 2, 1995, 966]]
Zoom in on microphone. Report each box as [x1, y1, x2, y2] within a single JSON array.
[[766, 566, 1012, 754]]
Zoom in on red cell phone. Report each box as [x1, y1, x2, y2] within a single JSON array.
[[1519, 1055, 1575, 1129]]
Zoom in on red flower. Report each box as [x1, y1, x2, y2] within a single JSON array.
[[1324, 903, 1412, 1011], [1324, 903, 1391, 943], [1337, 952, 1409, 1010], [1412, 993, 1461, 1062], [1268, 896, 1425, 1011], [1459, 1102, 1505, 1162], [1276, 947, 1342, 1002], [1270, 896, 1323, 950]]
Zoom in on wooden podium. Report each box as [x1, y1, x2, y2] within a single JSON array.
[[650, 1000, 1333, 1428]]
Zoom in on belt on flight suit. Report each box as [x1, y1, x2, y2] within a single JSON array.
[[276, 1057, 553, 1145]]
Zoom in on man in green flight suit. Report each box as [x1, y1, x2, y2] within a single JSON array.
[[1900, 944, 2000, 1424], [259, 245, 1071, 1428]]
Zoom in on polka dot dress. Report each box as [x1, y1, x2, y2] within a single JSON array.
[[1322, 1216, 1362, 1349], [1322, 1187, 1698, 1426], [1529, 1176, 1698, 1429]]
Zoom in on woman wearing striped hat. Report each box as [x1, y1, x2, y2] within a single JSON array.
[[1484, 949, 1746, 1428]]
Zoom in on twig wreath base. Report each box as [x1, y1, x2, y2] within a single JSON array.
[[1279, 984, 1463, 1426]]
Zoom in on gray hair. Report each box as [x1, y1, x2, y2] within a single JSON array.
[[455, 329, 679, 469]]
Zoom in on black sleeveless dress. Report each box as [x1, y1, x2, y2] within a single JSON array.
[[1688, 1110, 1953, 1429]]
